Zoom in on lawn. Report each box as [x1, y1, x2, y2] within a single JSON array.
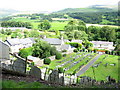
[[81, 54, 119, 82], [2, 80, 52, 88]]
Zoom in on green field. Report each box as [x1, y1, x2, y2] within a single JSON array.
[[8, 17, 68, 30], [81, 54, 119, 82]]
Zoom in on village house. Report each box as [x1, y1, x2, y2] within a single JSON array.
[[0, 40, 10, 60], [5, 38, 34, 53], [41, 36, 72, 52], [90, 41, 115, 50]]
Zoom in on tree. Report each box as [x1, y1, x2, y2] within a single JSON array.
[[73, 30, 88, 40], [32, 40, 57, 59], [82, 40, 93, 49], [38, 20, 51, 30], [58, 67, 64, 73], [29, 30, 40, 37], [19, 47, 33, 58], [44, 58, 51, 65], [55, 52, 62, 60]]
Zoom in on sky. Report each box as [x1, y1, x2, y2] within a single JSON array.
[[0, 0, 119, 11]]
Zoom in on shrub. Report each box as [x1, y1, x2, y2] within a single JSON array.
[[105, 50, 110, 54], [88, 49, 92, 52], [82, 48, 85, 52], [62, 50, 67, 52], [58, 67, 64, 73], [55, 52, 62, 60], [93, 49, 97, 53], [63, 54, 67, 57], [73, 49, 78, 52], [44, 58, 51, 65]]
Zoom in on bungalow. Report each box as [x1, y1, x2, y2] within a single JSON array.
[[0, 40, 10, 60], [90, 41, 115, 50]]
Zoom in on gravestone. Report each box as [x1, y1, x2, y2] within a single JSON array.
[[59, 76, 64, 85], [29, 66, 41, 79], [48, 70, 59, 84], [13, 57, 26, 73]]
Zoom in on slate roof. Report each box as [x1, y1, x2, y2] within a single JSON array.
[[6, 38, 21, 46], [71, 40, 82, 43], [20, 38, 32, 45], [42, 38, 62, 45], [60, 44, 71, 50], [90, 41, 113, 45], [5, 38, 33, 46]]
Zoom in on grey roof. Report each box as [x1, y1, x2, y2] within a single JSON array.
[[90, 41, 113, 45], [20, 38, 32, 45], [6, 38, 21, 46], [6, 38, 33, 46], [42, 38, 62, 45], [60, 44, 71, 50], [71, 40, 82, 43]]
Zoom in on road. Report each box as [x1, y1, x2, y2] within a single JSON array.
[[76, 54, 101, 76]]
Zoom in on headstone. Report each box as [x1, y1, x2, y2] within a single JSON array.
[[29, 66, 41, 79], [48, 70, 59, 84]]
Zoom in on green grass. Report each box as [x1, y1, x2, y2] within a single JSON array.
[[2, 80, 52, 88], [81, 55, 119, 82], [41, 52, 75, 69], [50, 21, 68, 30], [8, 17, 68, 30], [66, 53, 97, 74]]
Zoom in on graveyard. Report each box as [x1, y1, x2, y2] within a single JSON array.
[[80, 54, 119, 82], [39, 52, 119, 82]]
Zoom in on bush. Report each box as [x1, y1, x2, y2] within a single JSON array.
[[19, 47, 33, 58], [73, 49, 78, 52], [62, 50, 67, 52], [88, 49, 92, 52], [82, 48, 85, 52], [44, 58, 51, 65], [105, 50, 110, 54], [55, 52, 62, 60], [58, 67, 64, 73], [63, 54, 67, 57], [93, 49, 97, 53]]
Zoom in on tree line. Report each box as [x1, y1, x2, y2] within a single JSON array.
[[1, 21, 32, 29]]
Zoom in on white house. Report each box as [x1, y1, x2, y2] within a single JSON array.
[[5, 38, 35, 53], [90, 41, 115, 50], [0, 40, 10, 60]]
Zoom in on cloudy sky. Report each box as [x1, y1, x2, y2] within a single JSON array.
[[0, 0, 119, 11]]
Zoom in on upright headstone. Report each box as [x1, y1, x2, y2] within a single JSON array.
[[29, 66, 41, 79]]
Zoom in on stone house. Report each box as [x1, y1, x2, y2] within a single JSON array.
[[0, 40, 10, 60]]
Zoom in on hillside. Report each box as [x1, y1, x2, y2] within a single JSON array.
[[0, 9, 19, 18], [54, 5, 117, 14]]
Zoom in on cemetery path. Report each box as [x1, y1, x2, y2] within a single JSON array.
[[76, 54, 101, 76]]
